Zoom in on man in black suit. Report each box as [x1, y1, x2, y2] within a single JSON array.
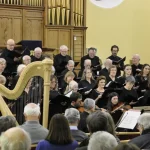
[[80, 47, 102, 75], [65, 108, 88, 143], [54, 45, 72, 76], [31, 47, 44, 62], [107, 45, 124, 76]]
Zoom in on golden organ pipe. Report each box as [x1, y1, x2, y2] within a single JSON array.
[[56, 7, 61, 25]]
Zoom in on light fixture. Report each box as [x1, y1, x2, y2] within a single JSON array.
[[90, 0, 124, 9]]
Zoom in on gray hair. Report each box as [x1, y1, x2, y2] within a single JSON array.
[[125, 75, 135, 84], [0, 58, 6, 64], [60, 45, 68, 51], [0, 127, 31, 150], [24, 103, 40, 117], [132, 54, 140, 60], [84, 98, 95, 110], [0, 75, 6, 85], [88, 131, 118, 150], [84, 59, 91, 66], [22, 55, 31, 61], [17, 64, 26, 75], [137, 113, 150, 130], [0, 116, 16, 135], [68, 60, 74, 66], [64, 108, 80, 124], [34, 47, 42, 53]]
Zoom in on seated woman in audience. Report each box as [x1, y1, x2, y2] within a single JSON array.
[[135, 64, 150, 97], [79, 68, 96, 100], [106, 65, 117, 83], [114, 143, 140, 150], [90, 76, 107, 108], [119, 76, 138, 107], [116, 64, 132, 86], [36, 114, 78, 150]]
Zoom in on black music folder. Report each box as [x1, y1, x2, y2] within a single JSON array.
[[75, 62, 79, 67], [112, 57, 126, 65]]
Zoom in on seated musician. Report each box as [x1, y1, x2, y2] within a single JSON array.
[[22, 55, 31, 66], [78, 59, 95, 78], [0, 75, 6, 85], [31, 47, 45, 62], [99, 59, 112, 78], [116, 64, 132, 86], [80, 47, 102, 76], [106, 65, 117, 83], [78, 98, 95, 133], [107, 45, 124, 77], [135, 64, 150, 97], [79, 68, 96, 100], [131, 54, 143, 76], [0, 58, 6, 75], [119, 76, 138, 106], [54, 45, 72, 76], [90, 76, 107, 108]]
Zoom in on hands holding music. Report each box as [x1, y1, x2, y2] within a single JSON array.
[[129, 100, 137, 105], [84, 89, 92, 95]]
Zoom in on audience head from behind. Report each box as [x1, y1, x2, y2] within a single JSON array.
[[88, 131, 118, 150], [34, 47, 42, 59], [22, 55, 31, 66], [46, 114, 73, 145], [125, 75, 136, 90], [137, 113, 150, 134], [65, 108, 80, 126], [67, 60, 75, 71], [104, 59, 112, 69], [60, 45, 68, 56], [114, 143, 140, 150], [50, 75, 58, 90], [84, 59, 92, 69], [70, 92, 82, 109], [0, 58, 6, 73], [0, 75, 6, 85], [132, 54, 140, 66], [87, 111, 107, 134], [0, 116, 16, 135], [83, 98, 95, 113], [111, 45, 119, 57], [6, 39, 15, 51], [0, 127, 31, 150], [24, 103, 41, 121], [88, 47, 97, 58], [17, 64, 26, 76]]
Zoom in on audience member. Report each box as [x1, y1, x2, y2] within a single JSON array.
[[114, 143, 140, 150], [0, 127, 31, 150], [129, 113, 150, 149], [78, 98, 95, 133], [20, 103, 48, 144], [88, 131, 118, 150], [36, 114, 78, 150], [0, 115, 16, 135], [54, 45, 72, 75]]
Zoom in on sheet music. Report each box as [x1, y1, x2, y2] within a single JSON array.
[[65, 90, 73, 98], [118, 110, 141, 129]]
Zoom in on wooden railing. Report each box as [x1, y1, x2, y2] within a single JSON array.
[[0, 59, 53, 128]]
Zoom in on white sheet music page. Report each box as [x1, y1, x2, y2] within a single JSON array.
[[118, 110, 141, 129]]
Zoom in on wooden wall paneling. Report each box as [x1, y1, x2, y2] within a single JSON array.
[[23, 10, 43, 41], [0, 8, 22, 44]]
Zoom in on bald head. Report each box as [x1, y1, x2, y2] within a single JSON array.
[[34, 47, 42, 59], [104, 59, 112, 69], [132, 54, 140, 65], [84, 59, 91, 68], [6, 39, 15, 51], [0, 127, 31, 150]]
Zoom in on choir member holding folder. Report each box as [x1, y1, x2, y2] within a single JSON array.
[[79, 68, 96, 100]]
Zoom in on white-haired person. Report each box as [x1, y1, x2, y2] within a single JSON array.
[[0, 75, 6, 85], [131, 54, 143, 76], [54, 45, 72, 75], [20, 103, 48, 144], [22, 55, 31, 65], [1, 39, 21, 75], [129, 113, 150, 149], [65, 108, 88, 143], [31, 47, 44, 62], [88, 131, 118, 150], [10, 64, 26, 90], [0, 127, 31, 150], [0, 58, 6, 75]]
